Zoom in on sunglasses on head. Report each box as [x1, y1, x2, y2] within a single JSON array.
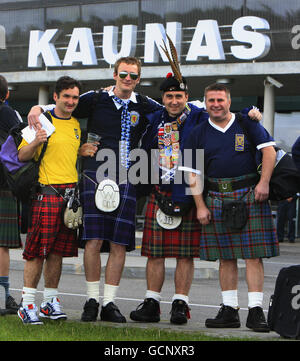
[[118, 71, 139, 80]]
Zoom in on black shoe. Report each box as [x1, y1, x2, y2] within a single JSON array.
[[289, 239, 295, 243], [205, 304, 241, 328], [170, 299, 190, 325], [81, 298, 99, 322], [246, 306, 270, 332], [5, 296, 20, 314], [130, 298, 160, 322], [100, 302, 126, 323]]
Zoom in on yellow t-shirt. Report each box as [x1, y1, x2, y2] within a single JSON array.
[[18, 112, 81, 185]]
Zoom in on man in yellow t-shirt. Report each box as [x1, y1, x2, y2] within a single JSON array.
[[17, 76, 82, 325]]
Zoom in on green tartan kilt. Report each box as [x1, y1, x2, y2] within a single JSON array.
[[0, 190, 21, 248], [200, 186, 279, 261]]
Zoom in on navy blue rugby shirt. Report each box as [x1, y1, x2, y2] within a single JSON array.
[[187, 113, 276, 179], [141, 103, 209, 203], [73, 88, 161, 172]]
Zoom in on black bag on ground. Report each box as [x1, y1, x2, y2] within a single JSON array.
[[268, 265, 300, 339]]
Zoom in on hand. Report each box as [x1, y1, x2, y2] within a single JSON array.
[[33, 129, 48, 146], [79, 142, 99, 157], [28, 106, 42, 130], [254, 181, 269, 202], [196, 206, 211, 225], [102, 85, 114, 92], [248, 107, 262, 122]]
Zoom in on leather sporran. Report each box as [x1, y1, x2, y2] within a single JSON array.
[[64, 195, 83, 230], [222, 200, 248, 230], [154, 189, 192, 217]]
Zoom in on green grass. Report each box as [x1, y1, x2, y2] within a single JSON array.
[[0, 315, 258, 341]]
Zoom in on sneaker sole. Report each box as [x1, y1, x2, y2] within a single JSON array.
[[205, 322, 241, 328], [170, 316, 188, 325], [100, 316, 127, 323], [39, 312, 67, 320], [81, 316, 98, 322], [130, 313, 160, 323], [18, 310, 43, 325], [246, 322, 270, 332]]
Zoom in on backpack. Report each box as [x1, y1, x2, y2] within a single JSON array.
[[0, 126, 9, 189], [268, 265, 300, 339], [236, 113, 300, 201], [0, 112, 52, 202]]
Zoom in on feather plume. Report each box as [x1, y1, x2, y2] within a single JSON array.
[[160, 35, 183, 84]]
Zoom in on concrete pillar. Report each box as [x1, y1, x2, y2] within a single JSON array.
[[38, 85, 49, 105], [0, 25, 5, 49], [263, 76, 283, 137], [263, 81, 275, 136]]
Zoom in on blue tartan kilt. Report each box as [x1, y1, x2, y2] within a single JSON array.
[[200, 183, 279, 261], [80, 170, 136, 252]]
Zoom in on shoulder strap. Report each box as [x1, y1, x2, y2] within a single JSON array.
[[36, 111, 53, 164], [0, 102, 8, 145]]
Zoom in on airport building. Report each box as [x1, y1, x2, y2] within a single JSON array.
[[1, 0, 300, 232]]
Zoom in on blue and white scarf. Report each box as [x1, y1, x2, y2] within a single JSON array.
[[113, 96, 131, 169]]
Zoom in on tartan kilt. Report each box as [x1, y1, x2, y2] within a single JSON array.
[[80, 171, 136, 252], [23, 184, 78, 260], [0, 190, 21, 248], [142, 191, 201, 258], [200, 186, 279, 261]]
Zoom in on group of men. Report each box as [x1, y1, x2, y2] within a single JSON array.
[[0, 53, 280, 332]]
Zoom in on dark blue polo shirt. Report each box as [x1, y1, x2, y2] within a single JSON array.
[[188, 113, 275, 178]]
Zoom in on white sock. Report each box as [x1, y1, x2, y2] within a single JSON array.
[[222, 290, 238, 308], [145, 290, 161, 303], [86, 281, 100, 301], [248, 292, 263, 308], [172, 294, 189, 305], [22, 287, 37, 307], [43, 288, 58, 304], [103, 284, 118, 307]]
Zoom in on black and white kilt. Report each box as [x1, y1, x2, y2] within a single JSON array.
[[80, 170, 136, 252], [0, 190, 22, 248]]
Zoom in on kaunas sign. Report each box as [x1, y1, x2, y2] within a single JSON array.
[[27, 16, 275, 68]]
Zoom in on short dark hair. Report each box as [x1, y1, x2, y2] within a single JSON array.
[[204, 83, 231, 100], [0, 75, 8, 102], [54, 76, 81, 97]]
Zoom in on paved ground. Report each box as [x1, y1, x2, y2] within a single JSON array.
[[4, 233, 300, 341]]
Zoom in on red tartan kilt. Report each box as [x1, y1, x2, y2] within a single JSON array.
[[141, 191, 201, 258], [23, 185, 78, 260]]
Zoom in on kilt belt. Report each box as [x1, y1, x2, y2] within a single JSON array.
[[206, 174, 259, 193], [37, 184, 76, 198]]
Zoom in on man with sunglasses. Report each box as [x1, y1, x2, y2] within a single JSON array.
[[27, 57, 161, 323]]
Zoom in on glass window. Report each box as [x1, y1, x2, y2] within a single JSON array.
[[46, 6, 81, 26], [82, 1, 139, 27]]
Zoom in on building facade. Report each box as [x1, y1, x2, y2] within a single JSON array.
[[0, 0, 300, 149]]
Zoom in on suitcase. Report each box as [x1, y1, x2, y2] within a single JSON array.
[[268, 265, 300, 339]]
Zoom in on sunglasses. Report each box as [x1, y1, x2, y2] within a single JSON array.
[[118, 71, 139, 80]]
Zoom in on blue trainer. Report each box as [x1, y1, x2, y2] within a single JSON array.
[[18, 304, 43, 325], [39, 297, 67, 320]]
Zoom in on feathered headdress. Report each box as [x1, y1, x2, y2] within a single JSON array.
[[160, 34, 187, 91]]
